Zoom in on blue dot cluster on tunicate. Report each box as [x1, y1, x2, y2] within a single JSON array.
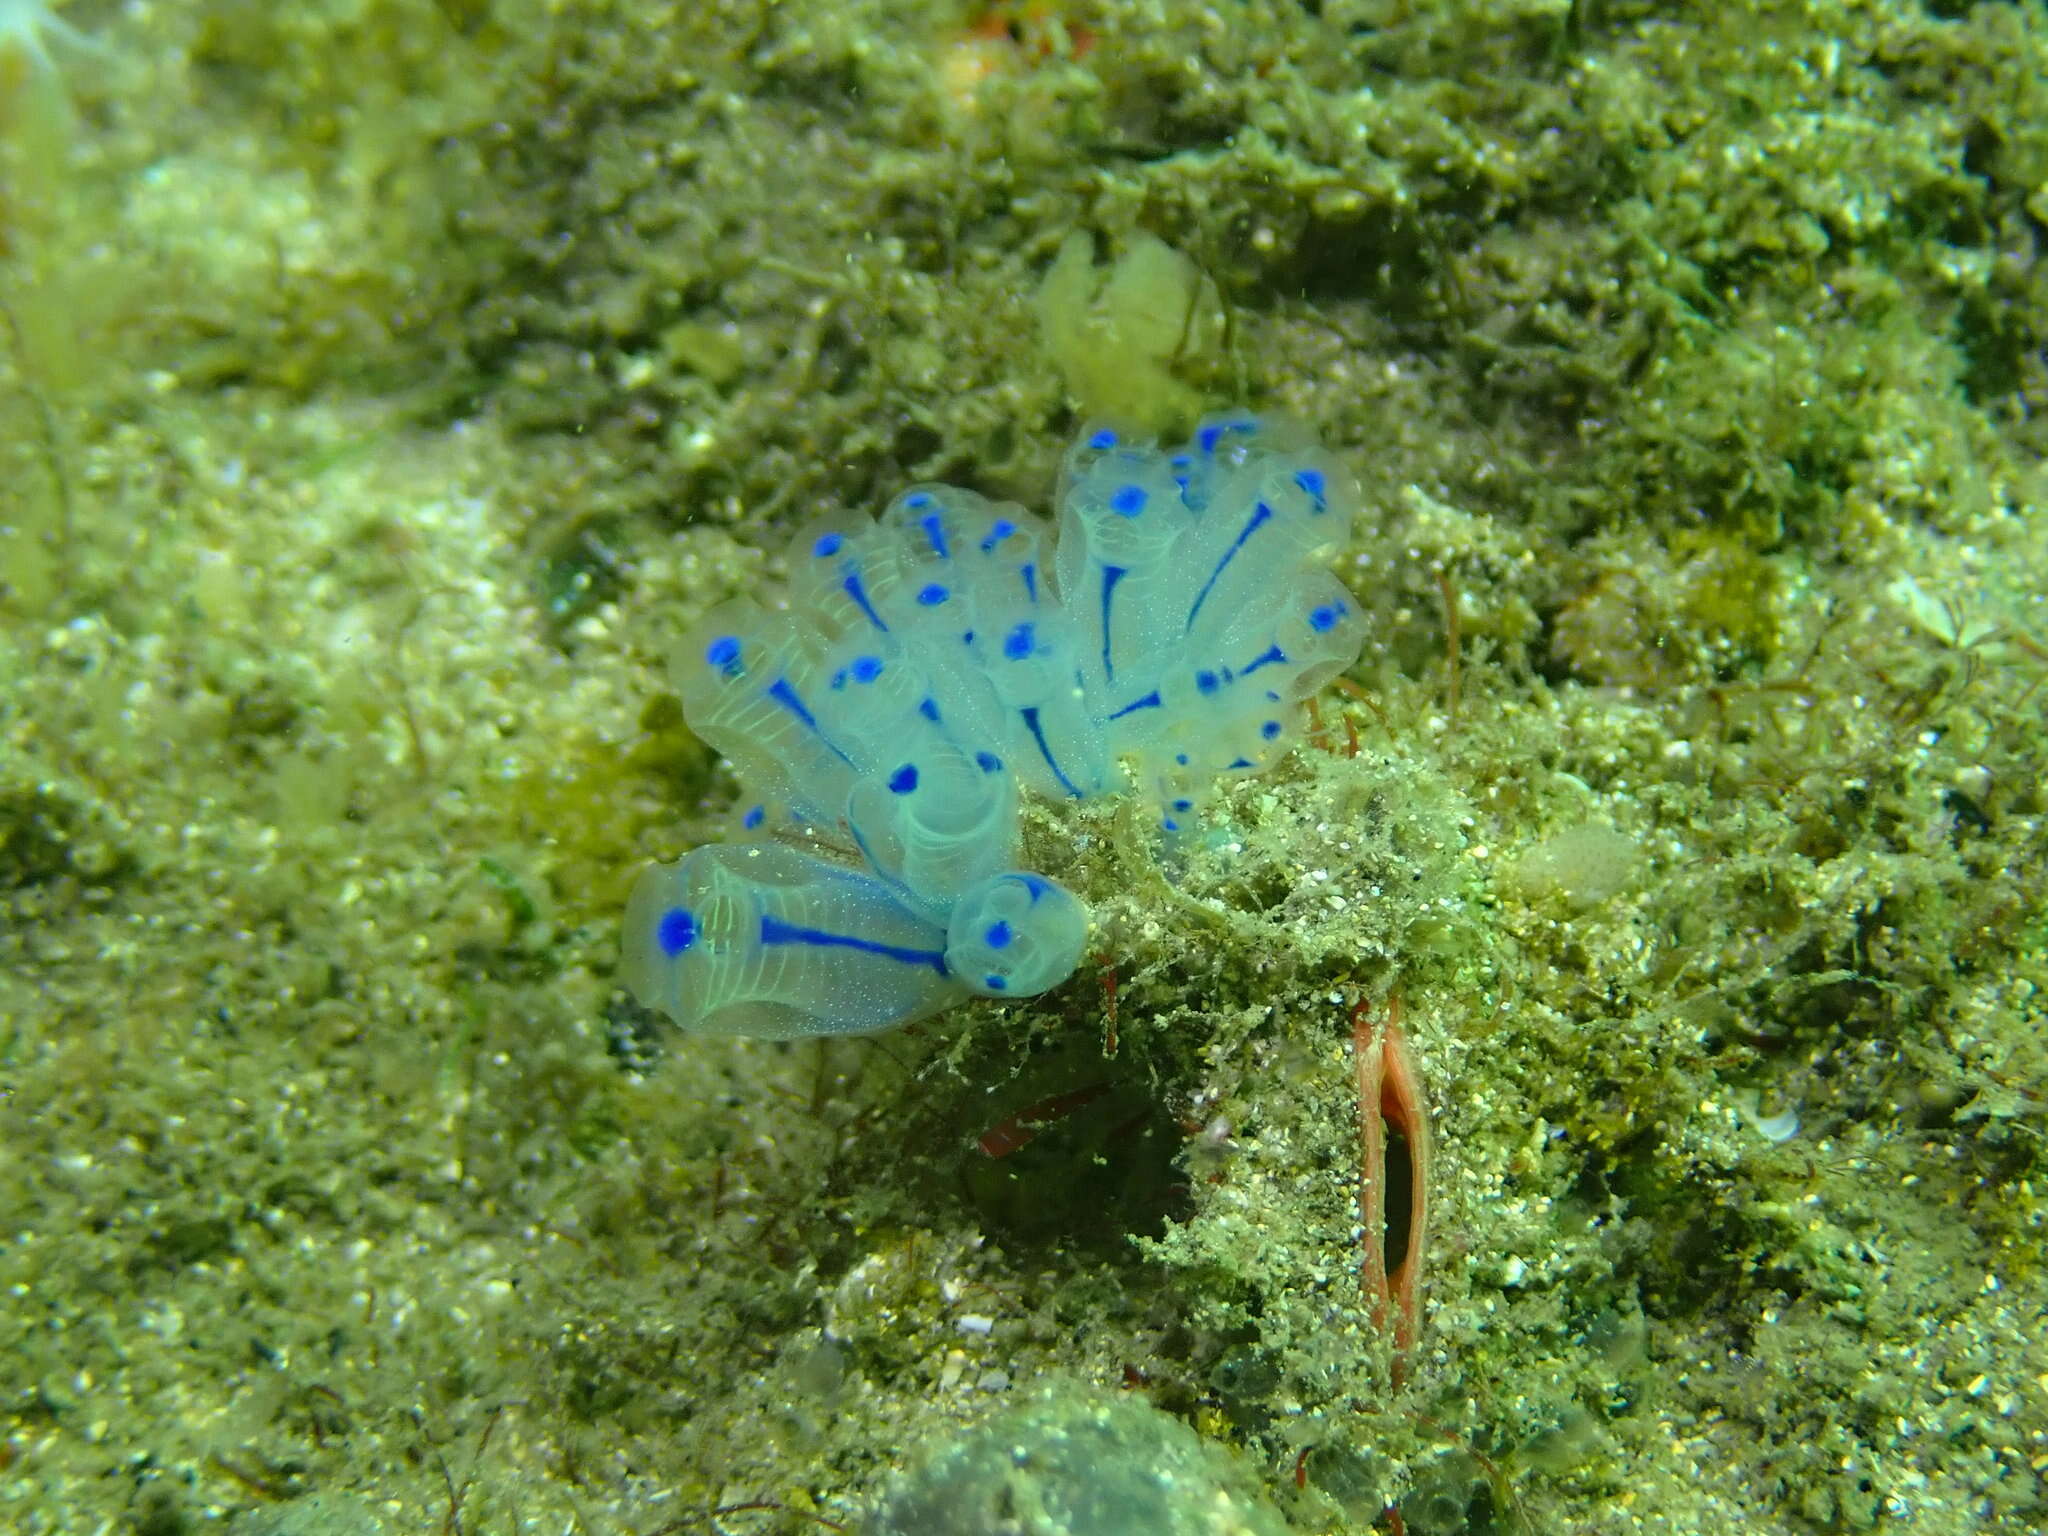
[[622, 412, 1368, 1039]]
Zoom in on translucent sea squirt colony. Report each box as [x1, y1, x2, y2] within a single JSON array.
[[622, 414, 1367, 1039]]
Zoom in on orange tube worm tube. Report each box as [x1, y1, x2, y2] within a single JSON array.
[[1352, 994, 1431, 1377]]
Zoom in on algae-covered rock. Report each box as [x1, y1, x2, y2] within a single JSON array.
[[867, 1380, 1292, 1536], [230, 1492, 388, 1536]]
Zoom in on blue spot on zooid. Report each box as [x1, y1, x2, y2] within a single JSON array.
[[657, 906, 697, 956], [984, 920, 1012, 949], [1110, 484, 1147, 516], [1198, 417, 1257, 454], [706, 635, 742, 676], [889, 763, 919, 794]]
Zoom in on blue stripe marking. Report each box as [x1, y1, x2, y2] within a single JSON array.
[[759, 914, 949, 973], [846, 820, 920, 909], [766, 677, 820, 730], [1022, 562, 1038, 604], [1185, 501, 1273, 634], [1019, 707, 1084, 798], [1108, 689, 1161, 719], [766, 678, 856, 766], [1240, 642, 1287, 675], [919, 511, 949, 558], [843, 573, 888, 632], [1099, 564, 1126, 680]]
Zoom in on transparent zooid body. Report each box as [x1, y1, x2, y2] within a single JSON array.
[[624, 414, 1368, 1038]]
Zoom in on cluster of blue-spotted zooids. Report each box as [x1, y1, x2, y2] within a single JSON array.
[[623, 414, 1366, 1039]]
